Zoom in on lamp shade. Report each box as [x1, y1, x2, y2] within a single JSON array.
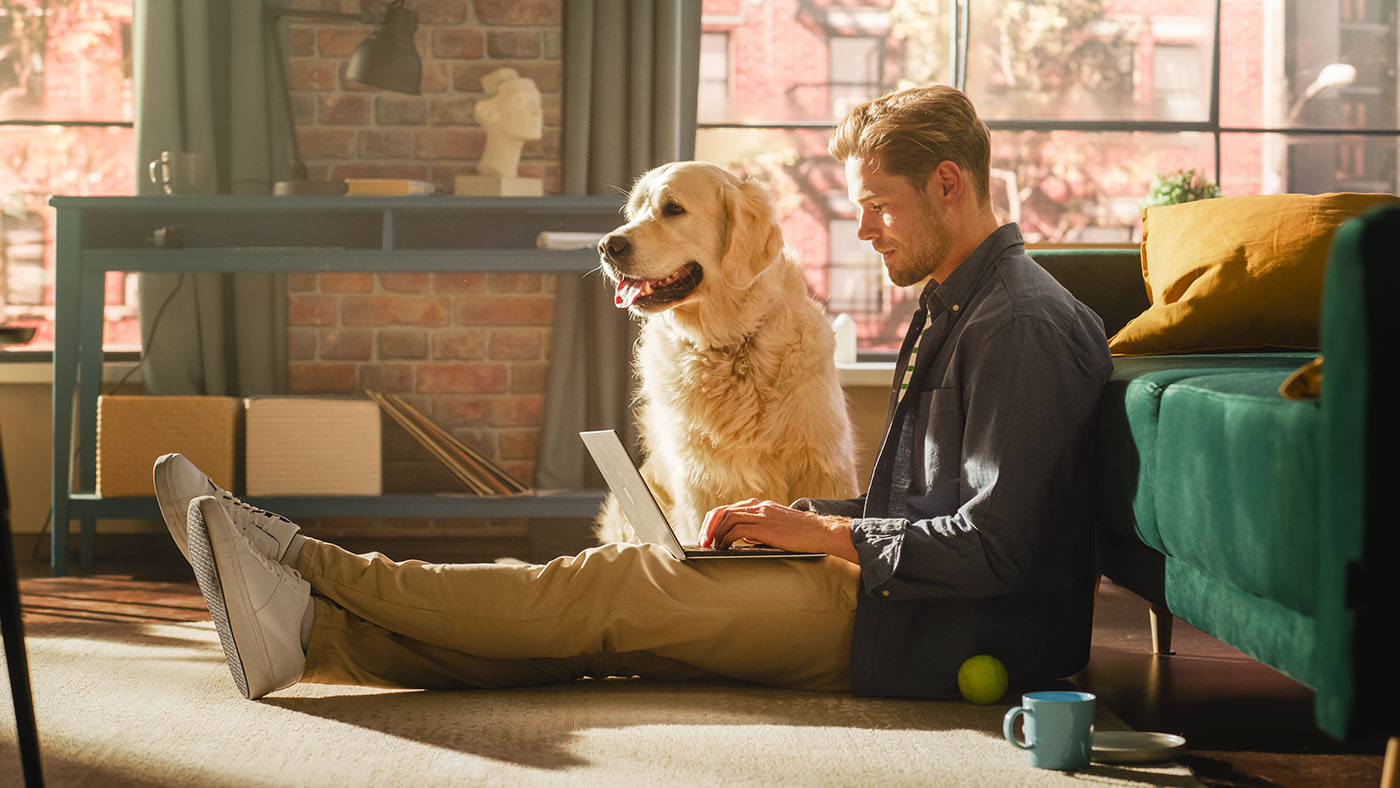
[[346, 3, 422, 95]]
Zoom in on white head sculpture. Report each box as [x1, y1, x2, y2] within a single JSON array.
[[474, 67, 544, 178]]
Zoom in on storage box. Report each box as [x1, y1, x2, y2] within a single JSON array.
[[96, 396, 241, 497], [244, 397, 382, 496]]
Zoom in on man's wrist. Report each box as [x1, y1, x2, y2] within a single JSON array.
[[817, 514, 859, 564]]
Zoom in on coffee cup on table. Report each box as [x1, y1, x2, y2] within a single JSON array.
[[148, 151, 213, 195], [1002, 690, 1096, 770]]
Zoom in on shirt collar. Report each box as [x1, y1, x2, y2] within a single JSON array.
[[918, 223, 1025, 313]]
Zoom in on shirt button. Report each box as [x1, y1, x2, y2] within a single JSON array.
[[880, 589, 891, 598], [951, 304, 960, 312]]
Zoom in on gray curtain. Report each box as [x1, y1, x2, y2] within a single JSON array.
[[134, 0, 288, 395], [531, 0, 701, 557]]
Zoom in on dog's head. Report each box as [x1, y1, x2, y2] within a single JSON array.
[[598, 161, 784, 319]]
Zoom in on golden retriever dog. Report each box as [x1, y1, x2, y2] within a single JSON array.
[[594, 161, 859, 546]]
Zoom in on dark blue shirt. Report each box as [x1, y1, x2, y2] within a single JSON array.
[[798, 223, 1112, 698]]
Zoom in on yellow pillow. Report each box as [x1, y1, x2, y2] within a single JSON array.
[[1108, 192, 1400, 355]]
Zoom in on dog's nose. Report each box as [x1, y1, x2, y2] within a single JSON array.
[[600, 233, 630, 262]]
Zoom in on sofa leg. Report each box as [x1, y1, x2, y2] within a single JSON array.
[[1381, 737, 1398, 788], [1149, 602, 1174, 655]]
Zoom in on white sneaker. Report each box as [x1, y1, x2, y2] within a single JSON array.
[[153, 453, 218, 563], [216, 491, 302, 565], [154, 453, 300, 563], [187, 495, 310, 700]]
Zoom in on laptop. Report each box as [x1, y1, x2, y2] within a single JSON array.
[[579, 430, 825, 561]]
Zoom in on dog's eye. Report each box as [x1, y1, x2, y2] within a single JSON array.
[[662, 201, 685, 217]]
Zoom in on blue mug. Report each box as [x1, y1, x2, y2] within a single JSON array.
[[1002, 690, 1096, 770]]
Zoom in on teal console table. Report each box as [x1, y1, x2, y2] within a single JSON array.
[[49, 195, 623, 576]]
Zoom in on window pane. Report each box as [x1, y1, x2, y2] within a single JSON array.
[[698, 32, 730, 123], [829, 36, 883, 120], [1221, 132, 1399, 196], [991, 130, 1215, 243], [1, 125, 137, 351], [0, 0, 134, 123], [1221, 0, 1398, 129], [966, 0, 1215, 122], [699, 0, 1400, 355], [700, 1, 948, 123]]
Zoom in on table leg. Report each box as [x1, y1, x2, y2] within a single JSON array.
[[49, 208, 83, 577]]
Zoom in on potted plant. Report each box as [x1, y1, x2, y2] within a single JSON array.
[[1141, 168, 1222, 209]]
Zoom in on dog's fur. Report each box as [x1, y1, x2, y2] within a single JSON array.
[[594, 161, 859, 545]]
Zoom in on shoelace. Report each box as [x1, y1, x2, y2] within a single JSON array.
[[217, 490, 301, 566], [218, 490, 297, 529]]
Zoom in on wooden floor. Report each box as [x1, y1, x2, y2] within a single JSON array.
[[9, 533, 1391, 788]]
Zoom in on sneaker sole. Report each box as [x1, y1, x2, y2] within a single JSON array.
[[188, 502, 267, 700]]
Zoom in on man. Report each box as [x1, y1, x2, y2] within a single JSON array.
[[703, 84, 1113, 697], [156, 84, 1110, 702]]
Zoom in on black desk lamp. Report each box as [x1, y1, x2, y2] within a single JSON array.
[[267, 0, 423, 196]]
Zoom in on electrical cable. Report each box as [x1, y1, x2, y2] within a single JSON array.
[[31, 272, 187, 562]]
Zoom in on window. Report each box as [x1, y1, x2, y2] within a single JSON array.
[[1153, 43, 1208, 121], [695, 0, 1400, 356], [829, 36, 883, 119], [826, 216, 884, 318], [1, 0, 135, 353], [698, 32, 730, 123]]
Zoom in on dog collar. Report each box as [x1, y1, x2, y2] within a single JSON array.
[[706, 334, 754, 377]]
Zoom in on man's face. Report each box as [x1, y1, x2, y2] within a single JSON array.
[[845, 155, 952, 287]]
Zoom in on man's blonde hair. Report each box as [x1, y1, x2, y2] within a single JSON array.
[[829, 84, 991, 206]]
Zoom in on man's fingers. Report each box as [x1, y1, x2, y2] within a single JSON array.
[[702, 499, 785, 547], [702, 503, 746, 547], [700, 506, 726, 547]]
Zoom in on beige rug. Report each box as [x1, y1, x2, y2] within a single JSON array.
[[2, 620, 1200, 787]]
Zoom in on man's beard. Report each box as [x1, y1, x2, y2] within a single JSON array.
[[886, 197, 952, 287]]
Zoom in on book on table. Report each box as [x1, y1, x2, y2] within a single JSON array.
[[344, 178, 435, 196], [365, 390, 530, 496]]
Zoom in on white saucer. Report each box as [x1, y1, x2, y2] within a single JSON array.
[[1091, 731, 1187, 763]]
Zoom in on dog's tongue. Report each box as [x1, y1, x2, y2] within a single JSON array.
[[615, 278, 646, 308]]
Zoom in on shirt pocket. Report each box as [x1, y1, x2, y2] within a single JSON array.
[[911, 387, 963, 511]]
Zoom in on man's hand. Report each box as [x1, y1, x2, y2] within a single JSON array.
[[701, 499, 859, 564]]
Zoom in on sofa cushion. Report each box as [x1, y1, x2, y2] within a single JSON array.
[[1097, 354, 1315, 555], [1154, 371, 1321, 617], [1109, 192, 1400, 355]]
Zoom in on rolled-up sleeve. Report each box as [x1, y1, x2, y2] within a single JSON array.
[[851, 315, 1108, 600]]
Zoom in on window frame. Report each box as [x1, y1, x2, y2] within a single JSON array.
[[696, 0, 1400, 360], [0, 1, 136, 361]]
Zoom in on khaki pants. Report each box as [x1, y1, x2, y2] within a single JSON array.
[[295, 540, 860, 692]]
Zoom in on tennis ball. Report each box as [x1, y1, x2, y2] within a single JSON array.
[[957, 654, 1008, 705]]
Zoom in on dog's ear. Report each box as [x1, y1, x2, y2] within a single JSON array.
[[720, 179, 784, 289]]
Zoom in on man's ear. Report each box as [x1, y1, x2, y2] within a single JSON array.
[[720, 180, 783, 289], [927, 161, 965, 201]]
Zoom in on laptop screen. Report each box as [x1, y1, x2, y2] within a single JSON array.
[[579, 430, 687, 559]]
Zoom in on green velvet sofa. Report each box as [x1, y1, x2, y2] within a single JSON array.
[[1027, 203, 1398, 753]]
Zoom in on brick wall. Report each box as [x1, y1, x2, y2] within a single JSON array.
[[283, 0, 564, 543]]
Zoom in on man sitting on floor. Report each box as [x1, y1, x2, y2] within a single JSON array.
[[153, 84, 1111, 701]]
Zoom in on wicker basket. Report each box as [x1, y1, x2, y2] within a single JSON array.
[[95, 396, 241, 497]]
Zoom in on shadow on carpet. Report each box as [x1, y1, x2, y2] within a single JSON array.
[[1, 619, 1202, 787]]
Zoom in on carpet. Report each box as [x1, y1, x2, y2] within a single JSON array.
[[2, 620, 1201, 787]]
